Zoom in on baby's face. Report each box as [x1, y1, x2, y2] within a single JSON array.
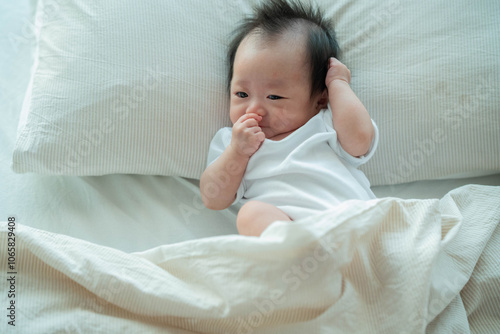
[[230, 32, 325, 140]]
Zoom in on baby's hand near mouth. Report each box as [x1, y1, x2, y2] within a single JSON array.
[[231, 113, 265, 157]]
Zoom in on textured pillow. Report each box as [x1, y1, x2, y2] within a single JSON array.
[[13, 0, 500, 186], [342, 0, 500, 185], [13, 0, 241, 177]]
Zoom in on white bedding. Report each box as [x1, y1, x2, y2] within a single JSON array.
[[1, 185, 499, 333], [0, 0, 498, 251], [1, 1, 500, 333]]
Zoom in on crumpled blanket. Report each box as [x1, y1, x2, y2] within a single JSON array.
[[1, 184, 499, 333]]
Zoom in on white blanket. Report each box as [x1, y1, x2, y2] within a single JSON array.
[[1, 185, 499, 333]]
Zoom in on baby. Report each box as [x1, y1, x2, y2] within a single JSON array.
[[200, 0, 379, 236]]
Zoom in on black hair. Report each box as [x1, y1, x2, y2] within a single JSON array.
[[227, 0, 339, 97]]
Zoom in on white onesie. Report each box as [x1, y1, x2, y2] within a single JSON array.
[[206, 106, 379, 220]]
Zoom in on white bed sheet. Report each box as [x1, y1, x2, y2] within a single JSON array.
[[1, 0, 499, 253]]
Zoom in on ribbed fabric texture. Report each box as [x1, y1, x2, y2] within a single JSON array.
[[12, 0, 500, 184], [13, 0, 237, 179], [1, 185, 499, 333]]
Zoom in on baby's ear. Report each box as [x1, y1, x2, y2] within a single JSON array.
[[316, 89, 329, 110]]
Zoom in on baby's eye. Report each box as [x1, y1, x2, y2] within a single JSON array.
[[268, 95, 283, 100], [235, 92, 248, 98]]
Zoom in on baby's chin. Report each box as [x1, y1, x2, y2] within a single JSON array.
[[261, 127, 274, 138]]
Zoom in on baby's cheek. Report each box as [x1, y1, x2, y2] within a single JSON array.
[[229, 110, 242, 125], [270, 114, 290, 131]]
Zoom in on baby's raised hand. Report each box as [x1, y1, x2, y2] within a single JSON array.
[[230, 113, 265, 157], [325, 57, 351, 87]]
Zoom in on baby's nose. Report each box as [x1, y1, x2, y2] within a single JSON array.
[[246, 102, 266, 117]]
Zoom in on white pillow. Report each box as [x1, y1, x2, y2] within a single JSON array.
[[13, 0, 244, 177], [13, 0, 500, 186]]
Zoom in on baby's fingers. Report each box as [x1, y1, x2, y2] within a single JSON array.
[[237, 113, 262, 125], [242, 118, 261, 129], [328, 57, 346, 68], [326, 57, 351, 85], [255, 130, 265, 143]]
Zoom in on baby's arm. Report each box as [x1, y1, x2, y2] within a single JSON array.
[[200, 113, 265, 210], [325, 58, 374, 157]]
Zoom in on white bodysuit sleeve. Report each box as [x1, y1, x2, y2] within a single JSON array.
[[322, 105, 379, 168], [206, 127, 232, 167]]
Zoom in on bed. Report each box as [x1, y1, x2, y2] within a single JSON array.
[[1, 0, 499, 333]]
